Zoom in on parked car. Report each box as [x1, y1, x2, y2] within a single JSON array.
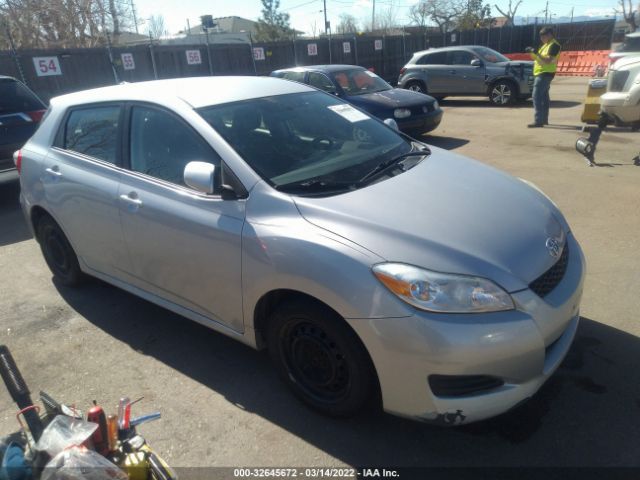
[[398, 46, 534, 106], [1, 76, 47, 180], [609, 32, 640, 67], [600, 55, 640, 128], [271, 65, 443, 135], [18, 77, 584, 424]]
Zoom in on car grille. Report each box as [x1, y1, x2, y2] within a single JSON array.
[[607, 70, 629, 92], [529, 244, 569, 298], [411, 105, 432, 115], [428, 375, 504, 397]]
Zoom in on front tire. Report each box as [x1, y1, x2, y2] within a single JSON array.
[[489, 80, 516, 106], [267, 300, 376, 417], [405, 80, 427, 94], [36, 215, 85, 287]]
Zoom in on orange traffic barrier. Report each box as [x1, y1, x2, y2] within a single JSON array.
[[505, 50, 611, 77]]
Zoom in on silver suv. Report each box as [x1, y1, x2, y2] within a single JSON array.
[[17, 77, 584, 424], [398, 46, 534, 106]]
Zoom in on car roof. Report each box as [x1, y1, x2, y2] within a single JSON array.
[[50, 76, 313, 109], [412, 45, 485, 56], [274, 64, 366, 74]]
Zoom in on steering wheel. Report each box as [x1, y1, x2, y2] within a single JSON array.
[[312, 136, 335, 150]]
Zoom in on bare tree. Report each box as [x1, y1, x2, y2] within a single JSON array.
[[618, 0, 638, 31], [308, 19, 318, 38], [0, 0, 133, 48], [146, 14, 168, 39], [409, 1, 431, 30], [423, 0, 463, 35], [376, 3, 399, 34], [494, 0, 522, 26], [335, 13, 358, 34]]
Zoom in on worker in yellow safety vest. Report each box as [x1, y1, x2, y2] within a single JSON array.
[[525, 27, 561, 128]]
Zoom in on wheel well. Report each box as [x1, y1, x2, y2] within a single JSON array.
[[488, 77, 519, 97], [29, 206, 52, 242], [253, 288, 382, 407], [405, 79, 427, 91]]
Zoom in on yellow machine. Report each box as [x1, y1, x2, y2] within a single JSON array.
[[581, 78, 608, 125]]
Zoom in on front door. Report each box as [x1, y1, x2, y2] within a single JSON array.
[[118, 104, 245, 332], [446, 50, 487, 94]]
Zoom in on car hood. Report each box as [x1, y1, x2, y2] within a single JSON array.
[[293, 147, 565, 292], [347, 88, 434, 110]]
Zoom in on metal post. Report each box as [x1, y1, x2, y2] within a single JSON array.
[[205, 28, 213, 75], [105, 31, 120, 84], [148, 31, 158, 79], [328, 30, 332, 64], [250, 33, 258, 74], [4, 23, 27, 85], [402, 26, 406, 61], [353, 35, 358, 66], [293, 36, 298, 66], [372, 0, 376, 31]]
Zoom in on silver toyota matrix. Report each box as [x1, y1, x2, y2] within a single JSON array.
[[16, 77, 585, 424]]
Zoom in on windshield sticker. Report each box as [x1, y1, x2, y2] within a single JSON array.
[[328, 104, 369, 123]]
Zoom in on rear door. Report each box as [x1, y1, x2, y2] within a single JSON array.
[[43, 103, 130, 277], [117, 103, 245, 332], [416, 52, 449, 94], [0, 79, 47, 171]]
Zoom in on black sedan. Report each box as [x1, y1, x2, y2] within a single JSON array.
[[0, 76, 47, 180], [271, 65, 443, 135]]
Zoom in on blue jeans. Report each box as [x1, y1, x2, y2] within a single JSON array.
[[532, 74, 553, 125]]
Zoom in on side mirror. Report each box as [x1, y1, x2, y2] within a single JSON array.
[[470, 59, 482, 67], [384, 118, 399, 131], [184, 161, 215, 194]]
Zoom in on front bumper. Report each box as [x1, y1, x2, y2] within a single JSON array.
[[347, 233, 585, 424], [397, 109, 444, 134]]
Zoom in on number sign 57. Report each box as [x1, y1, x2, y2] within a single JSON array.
[[33, 57, 62, 77]]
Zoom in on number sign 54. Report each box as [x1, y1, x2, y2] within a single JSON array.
[[33, 57, 62, 77]]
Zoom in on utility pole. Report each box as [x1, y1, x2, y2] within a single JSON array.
[[372, 0, 376, 31], [130, 0, 139, 34], [544, 0, 549, 24], [570, 7, 574, 23], [323, 0, 328, 35]]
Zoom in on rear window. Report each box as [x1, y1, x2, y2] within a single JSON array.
[[0, 79, 44, 115], [417, 52, 447, 65], [63, 106, 120, 163]]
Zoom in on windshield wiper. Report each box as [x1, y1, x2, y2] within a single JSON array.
[[357, 148, 430, 185], [274, 178, 356, 194]]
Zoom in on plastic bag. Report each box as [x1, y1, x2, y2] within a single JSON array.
[[41, 446, 127, 480], [34, 416, 97, 458]]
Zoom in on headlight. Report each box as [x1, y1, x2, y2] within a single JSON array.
[[372, 263, 514, 313], [433, 100, 439, 110], [394, 108, 411, 119]]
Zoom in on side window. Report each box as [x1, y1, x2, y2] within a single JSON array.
[[281, 71, 305, 83], [64, 106, 120, 163], [129, 106, 220, 189], [308, 72, 336, 93], [417, 52, 447, 65], [448, 51, 475, 65]]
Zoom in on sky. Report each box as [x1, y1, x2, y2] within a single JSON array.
[[132, 0, 622, 37]]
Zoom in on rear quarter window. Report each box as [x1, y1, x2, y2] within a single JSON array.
[[0, 79, 44, 115], [62, 106, 120, 163]]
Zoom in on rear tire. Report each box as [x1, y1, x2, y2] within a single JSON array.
[[36, 215, 85, 287], [267, 300, 376, 417], [405, 80, 427, 94], [489, 80, 516, 106]]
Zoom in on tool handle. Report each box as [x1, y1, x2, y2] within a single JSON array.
[[0, 345, 31, 404]]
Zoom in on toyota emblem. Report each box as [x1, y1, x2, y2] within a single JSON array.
[[546, 237, 562, 258]]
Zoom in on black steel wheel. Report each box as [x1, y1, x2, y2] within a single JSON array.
[[37, 215, 85, 286], [267, 300, 376, 417]]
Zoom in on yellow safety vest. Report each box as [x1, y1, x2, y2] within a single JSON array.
[[533, 39, 561, 76]]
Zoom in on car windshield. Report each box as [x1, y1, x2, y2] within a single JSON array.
[[618, 35, 640, 52], [197, 91, 413, 195], [331, 69, 391, 96], [473, 47, 510, 63]]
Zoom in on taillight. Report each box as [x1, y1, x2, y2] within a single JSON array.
[[400, 67, 406, 75], [26, 109, 47, 122], [13, 150, 22, 174]]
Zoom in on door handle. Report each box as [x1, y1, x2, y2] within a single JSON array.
[[45, 166, 62, 177], [120, 192, 143, 210]]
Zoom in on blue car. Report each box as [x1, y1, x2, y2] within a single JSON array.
[[271, 65, 443, 135]]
